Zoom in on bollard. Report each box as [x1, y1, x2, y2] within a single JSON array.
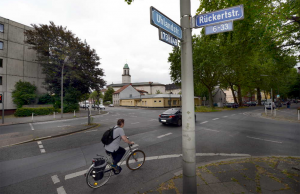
[[274, 109, 276, 117], [32, 113, 33, 121], [265, 107, 267, 115], [53, 112, 55, 119], [74, 110, 75, 117], [298, 110, 299, 121]]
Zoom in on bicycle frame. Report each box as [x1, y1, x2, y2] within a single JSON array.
[[109, 143, 139, 166]]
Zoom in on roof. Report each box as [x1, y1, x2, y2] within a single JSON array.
[[107, 82, 165, 87], [101, 89, 107, 92], [165, 83, 181, 90], [136, 89, 148, 94], [123, 63, 129, 69], [113, 84, 131, 94]]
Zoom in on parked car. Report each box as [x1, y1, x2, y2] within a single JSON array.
[[264, 102, 276, 110], [158, 108, 196, 126], [247, 101, 256, 106], [99, 104, 105, 110], [275, 102, 282, 108], [81, 104, 90, 108], [109, 104, 114, 107], [224, 103, 238, 108], [243, 102, 250, 107]]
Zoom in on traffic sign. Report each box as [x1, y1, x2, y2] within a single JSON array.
[[150, 6, 182, 40], [205, 21, 233, 35], [159, 29, 178, 47], [193, 5, 244, 28]]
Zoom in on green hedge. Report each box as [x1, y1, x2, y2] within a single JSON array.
[[14, 107, 56, 117]]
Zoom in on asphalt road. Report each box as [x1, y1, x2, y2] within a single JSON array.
[[0, 106, 299, 194]]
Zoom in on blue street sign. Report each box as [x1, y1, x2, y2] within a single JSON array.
[[193, 5, 244, 28], [205, 21, 233, 35], [159, 29, 178, 47], [150, 6, 182, 40]]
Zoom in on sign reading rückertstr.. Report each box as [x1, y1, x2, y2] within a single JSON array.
[[193, 5, 244, 28], [150, 6, 182, 40]]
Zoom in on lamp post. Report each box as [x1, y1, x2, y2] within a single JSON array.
[[61, 56, 69, 118], [169, 92, 173, 108]]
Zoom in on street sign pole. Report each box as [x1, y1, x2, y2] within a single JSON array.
[[180, 0, 196, 193]]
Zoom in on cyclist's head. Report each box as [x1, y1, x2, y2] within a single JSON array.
[[117, 119, 124, 127]]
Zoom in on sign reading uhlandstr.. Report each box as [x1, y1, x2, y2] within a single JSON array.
[[150, 6, 182, 40], [193, 5, 244, 28]]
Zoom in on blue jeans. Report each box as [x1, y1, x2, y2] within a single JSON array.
[[106, 147, 125, 166]]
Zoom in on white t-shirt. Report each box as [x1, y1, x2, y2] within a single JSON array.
[[104, 126, 125, 152]]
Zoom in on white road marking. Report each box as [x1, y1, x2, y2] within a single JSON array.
[[231, 114, 236, 116], [200, 121, 208, 124], [39, 145, 44, 149], [81, 122, 86, 124], [57, 186, 67, 194], [246, 136, 282, 144], [157, 133, 172, 138], [64, 152, 251, 181], [150, 119, 157, 121], [125, 144, 139, 150], [130, 116, 137, 117], [212, 118, 219, 120], [51, 175, 60, 184], [37, 141, 42, 145], [201, 128, 219, 132], [131, 122, 140, 124], [84, 129, 98, 133], [29, 123, 34, 130], [223, 116, 228, 118], [57, 125, 70, 128], [40, 149, 46, 153]]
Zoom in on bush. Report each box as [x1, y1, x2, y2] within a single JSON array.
[[14, 107, 55, 117], [104, 101, 111, 105], [63, 103, 79, 113], [38, 94, 54, 104], [195, 106, 220, 112]]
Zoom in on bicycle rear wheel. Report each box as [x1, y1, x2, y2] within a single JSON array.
[[86, 164, 112, 188], [126, 150, 145, 170]]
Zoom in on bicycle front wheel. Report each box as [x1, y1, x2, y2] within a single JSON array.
[[86, 164, 112, 188], [126, 150, 146, 170]]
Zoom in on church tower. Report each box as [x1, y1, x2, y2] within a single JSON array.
[[122, 63, 131, 83]]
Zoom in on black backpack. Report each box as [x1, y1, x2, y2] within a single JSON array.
[[101, 126, 120, 145]]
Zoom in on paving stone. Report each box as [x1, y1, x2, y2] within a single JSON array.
[[260, 175, 285, 191], [208, 183, 231, 194], [223, 181, 249, 193], [199, 171, 221, 184], [240, 169, 257, 180], [239, 180, 258, 193], [197, 184, 215, 194], [161, 189, 177, 194], [254, 162, 274, 170], [206, 165, 223, 173], [230, 163, 246, 170], [277, 161, 295, 172], [281, 178, 300, 193], [196, 175, 206, 185], [218, 164, 235, 172], [215, 170, 246, 183], [173, 178, 183, 193], [242, 163, 257, 172], [273, 189, 297, 194]]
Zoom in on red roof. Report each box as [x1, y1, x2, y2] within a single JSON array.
[[136, 89, 148, 94], [114, 84, 131, 94]]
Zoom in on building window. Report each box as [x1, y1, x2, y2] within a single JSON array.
[[0, 24, 3, 33], [159, 100, 161, 102], [0, 76, 2, 85], [0, 58, 3, 68], [173, 100, 176, 105], [145, 101, 147, 106], [0, 41, 3, 50], [154, 100, 156, 103]]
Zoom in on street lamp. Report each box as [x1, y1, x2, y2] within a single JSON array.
[[61, 56, 69, 118], [169, 92, 173, 108]]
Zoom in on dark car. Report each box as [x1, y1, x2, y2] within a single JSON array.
[[275, 102, 282, 108], [224, 103, 238, 108], [158, 108, 196, 126], [243, 102, 250, 107]]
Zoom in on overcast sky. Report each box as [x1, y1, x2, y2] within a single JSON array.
[[1, 0, 203, 86]]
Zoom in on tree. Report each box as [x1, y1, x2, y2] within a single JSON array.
[[90, 90, 103, 106], [24, 22, 106, 110], [104, 87, 114, 103], [155, 90, 162, 94], [12, 81, 37, 108]]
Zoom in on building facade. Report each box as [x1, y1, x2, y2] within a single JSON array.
[[112, 84, 140, 105], [0, 16, 46, 111]]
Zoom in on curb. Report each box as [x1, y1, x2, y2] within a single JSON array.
[[0, 111, 109, 126], [1, 124, 100, 148]]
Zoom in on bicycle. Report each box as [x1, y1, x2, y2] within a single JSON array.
[[85, 139, 146, 188]]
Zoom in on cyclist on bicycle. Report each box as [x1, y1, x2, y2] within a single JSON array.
[[105, 119, 134, 174]]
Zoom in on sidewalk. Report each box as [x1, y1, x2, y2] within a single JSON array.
[[141, 156, 300, 194], [0, 109, 107, 126], [262, 103, 300, 123]]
